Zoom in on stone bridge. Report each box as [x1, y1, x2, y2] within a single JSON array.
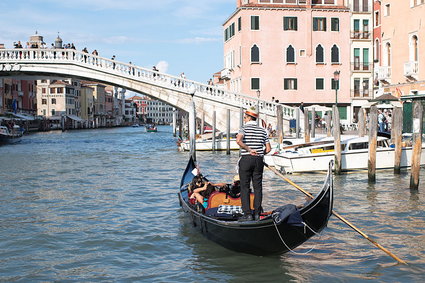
[[0, 48, 296, 132]]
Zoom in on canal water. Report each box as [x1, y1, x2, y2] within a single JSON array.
[[0, 126, 424, 282]]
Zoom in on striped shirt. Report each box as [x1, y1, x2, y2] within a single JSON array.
[[239, 121, 270, 156]]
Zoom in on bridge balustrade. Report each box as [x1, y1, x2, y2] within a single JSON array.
[[0, 48, 295, 121]]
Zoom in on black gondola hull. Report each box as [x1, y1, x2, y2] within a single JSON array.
[[178, 157, 333, 255]]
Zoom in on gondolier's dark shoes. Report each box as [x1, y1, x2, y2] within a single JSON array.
[[254, 213, 260, 221], [238, 214, 253, 222]]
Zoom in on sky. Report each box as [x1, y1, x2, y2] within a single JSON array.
[[0, 0, 235, 84]]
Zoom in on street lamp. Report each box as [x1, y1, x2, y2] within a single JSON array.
[[256, 89, 260, 125], [333, 70, 340, 107]]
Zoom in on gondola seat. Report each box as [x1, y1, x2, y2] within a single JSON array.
[[206, 192, 254, 210]]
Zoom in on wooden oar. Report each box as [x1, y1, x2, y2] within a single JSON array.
[[265, 164, 408, 265]]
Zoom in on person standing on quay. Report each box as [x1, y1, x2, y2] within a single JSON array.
[[236, 107, 271, 221]]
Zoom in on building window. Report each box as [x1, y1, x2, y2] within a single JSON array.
[[286, 45, 295, 63], [363, 79, 369, 97], [251, 16, 259, 30], [354, 48, 360, 70], [363, 48, 369, 70], [316, 78, 324, 90], [331, 44, 339, 64], [331, 78, 339, 90], [52, 98, 56, 104], [353, 0, 360, 11], [313, 17, 326, 31], [284, 17, 297, 31], [375, 11, 380, 26], [353, 19, 360, 38], [238, 17, 242, 31], [362, 20, 369, 38], [316, 44, 324, 63], [331, 18, 339, 31], [411, 35, 418, 61], [362, 0, 369, 12], [251, 78, 260, 90], [384, 4, 390, 16], [43, 109, 46, 115], [284, 78, 297, 90], [50, 88, 56, 94], [42, 99, 47, 105], [42, 88, 46, 94], [51, 109, 56, 115], [354, 78, 360, 96], [374, 39, 380, 62], [251, 44, 260, 63]]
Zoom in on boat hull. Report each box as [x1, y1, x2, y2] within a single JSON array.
[[273, 146, 425, 173], [178, 157, 333, 255], [179, 139, 239, 151]]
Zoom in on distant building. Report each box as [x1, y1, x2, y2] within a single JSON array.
[[0, 78, 36, 116], [128, 95, 175, 124]]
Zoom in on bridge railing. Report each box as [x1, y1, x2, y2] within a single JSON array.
[[0, 48, 295, 119]]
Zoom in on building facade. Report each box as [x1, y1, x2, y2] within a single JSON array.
[[223, 0, 351, 121], [376, 0, 425, 99], [348, 0, 374, 122]]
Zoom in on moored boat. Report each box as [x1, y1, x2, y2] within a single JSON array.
[[178, 132, 239, 151], [0, 125, 23, 144], [178, 156, 334, 255], [272, 135, 425, 173]]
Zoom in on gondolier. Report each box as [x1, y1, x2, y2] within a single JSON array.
[[236, 107, 271, 221]]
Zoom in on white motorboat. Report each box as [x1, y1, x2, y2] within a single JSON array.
[[178, 132, 239, 151], [272, 135, 425, 173]]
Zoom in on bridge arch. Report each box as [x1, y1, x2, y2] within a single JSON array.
[[0, 49, 295, 132]]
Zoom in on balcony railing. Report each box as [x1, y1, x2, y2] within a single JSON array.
[[351, 89, 371, 98], [376, 66, 391, 81], [352, 62, 372, 72], [404, 61, 419, 77], [351, 31, 371, 39]]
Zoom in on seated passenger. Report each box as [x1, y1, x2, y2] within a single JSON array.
[[189, 175, 218, 208]]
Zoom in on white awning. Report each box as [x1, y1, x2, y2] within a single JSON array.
[[7, 112, 35, 120], [67, 115, 84, 122]]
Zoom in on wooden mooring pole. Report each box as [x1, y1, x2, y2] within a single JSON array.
[[304, 110, 310, 143], [276, 105, 283, 143], [368, 106, 378, 182], [311, 107, 316, 138], [326, 111, 332, 137], [226, 109, 231, 155], [410, 101, 423, 189], [392, 107, 403, 174], [358, 108, 365, 137], [212, 111, 216, 153], [332, 106, 341, 174]]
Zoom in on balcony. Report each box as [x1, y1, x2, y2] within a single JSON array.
[[352, 62, 372, 72], [351, 31, 371, 40], [221, 68, 231, 80], [404, 61, 418, 77], [351, 89, 371, 98], [376, 66, 391, 81]]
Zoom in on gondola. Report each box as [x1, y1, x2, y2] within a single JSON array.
[[178, 156, 334, 255]]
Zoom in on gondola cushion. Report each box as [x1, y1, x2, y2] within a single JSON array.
[[206, 192, 254, 210]]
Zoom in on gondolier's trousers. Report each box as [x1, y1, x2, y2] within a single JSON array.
[[238, 155, 264, 215]]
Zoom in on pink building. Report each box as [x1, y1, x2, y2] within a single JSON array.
[[222, 0, 351, 117], [377, 0, 425, 98]]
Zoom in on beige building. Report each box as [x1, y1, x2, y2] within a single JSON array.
[[82, 82, 107, 127], [377, 0, 425, 98], [80, 85, 94, 127]]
